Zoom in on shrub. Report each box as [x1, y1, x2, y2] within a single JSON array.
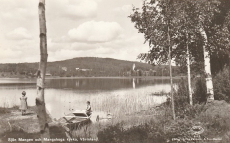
[[0, 128, 39, 143], [173, 78, 189, 117], [97, 122, 166, 143], [173, 78, 196, 115], [213, 66, 230, 102], [0, 125, 69, 143], [173, 77, 208, 119], [165, 119, 194, 142], [97, 100, 230, 143], [192, 76, 207, 104], [193, 100, 230, 143], [198, 100, 230, 133], [174, 66, 230, 110], [0, 107, 10, 115], [97, 123, 125, 143], [11, 105, 19, 110]]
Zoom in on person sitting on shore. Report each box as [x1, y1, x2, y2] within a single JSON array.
[[86, 101, 92, 116], [20, 91, 28, 116]]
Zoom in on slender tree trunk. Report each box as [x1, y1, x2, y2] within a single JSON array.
[[183, 4, 193, 105], [199, 26, 214, 101], [36, 0, 50, 142], [186, 34, 192, 105], [167, 25, 175, 120], [228, 42, 230, 90]]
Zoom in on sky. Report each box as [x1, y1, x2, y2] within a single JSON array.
[[0, 0, 149, 63]]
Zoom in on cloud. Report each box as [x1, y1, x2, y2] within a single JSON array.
[[65, 0, 98, 18], [47, 39, 73, 52], [0, 0, 98, 22], [113, 5, 133, 14], [18, 39, 34, 46], [0, 0, 150, 63], [1, 8, 36, 20], [0, 48, 22, 62], [68, 20, 123, 43], [6, 27, 32, 40], [94, 46, 116, 54], [51, 49, 85, 61], [51, 36, 71, 43], [46, 0, 98, 19], [70, 42, 98, 50], [0, 0, 37, 21]]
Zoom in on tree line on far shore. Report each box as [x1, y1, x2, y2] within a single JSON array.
[[0, 57, 182, 77]]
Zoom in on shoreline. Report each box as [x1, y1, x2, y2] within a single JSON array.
[[0, 103, 162, 142], [0, 76, 185, 80], [1, 100, 230, 143], [0, 106, 69, 142]]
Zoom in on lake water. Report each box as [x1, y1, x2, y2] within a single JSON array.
[[0, 77, 173, 120]]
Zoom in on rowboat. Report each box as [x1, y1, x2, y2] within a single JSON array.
[[58, 110, 92, 130]]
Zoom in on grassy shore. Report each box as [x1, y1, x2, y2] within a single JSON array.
[[0, 106, 70, 143], [1, 100, 229, 143], [96, 100, 230, 143], [0, 103, 161, 142]]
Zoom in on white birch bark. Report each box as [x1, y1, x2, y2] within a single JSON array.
[[186, 44, 192, 105], [199, 27, 214, 101], [167, 25, 175, 120], [183, 6, 193, 105], [36, 0, 50, 142]]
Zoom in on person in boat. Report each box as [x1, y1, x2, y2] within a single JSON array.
[[86, 101, 92, 116], [20, 91, 28, 116]]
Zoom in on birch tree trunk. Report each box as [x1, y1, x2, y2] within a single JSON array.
[[183, 5, 193, 105], [36, 0, 50, 142], [186, 38, 192, 105], [199, 26, 214, 101], [167, 25, 176, 120]]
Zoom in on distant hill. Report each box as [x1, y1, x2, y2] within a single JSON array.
[[0, 57, 181, 77]]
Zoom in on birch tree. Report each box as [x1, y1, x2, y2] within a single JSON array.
[[36, 0, 50, 142], [211, 1, 230, 83], [200, 27, 214, 101], [197, 2, 215, 101], [131, 0, 230, 104], [130, 0, 202, 117], [130, 0, 179, 120], [193, 0, 221, 101], [176, 0, 230, 102], [174, 0, 199, 105]]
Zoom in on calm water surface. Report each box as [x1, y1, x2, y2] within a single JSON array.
[[0, 77, 173, 120]]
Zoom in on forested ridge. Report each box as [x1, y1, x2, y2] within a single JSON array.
[[0, 57, 181, 77]]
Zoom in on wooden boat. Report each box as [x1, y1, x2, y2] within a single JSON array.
[[58, 110, 92, 130]]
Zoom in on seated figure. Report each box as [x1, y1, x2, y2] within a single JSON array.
[[86, 101, 92, 116]]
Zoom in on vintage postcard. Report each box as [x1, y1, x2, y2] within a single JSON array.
[[0, 0, 230, 143]]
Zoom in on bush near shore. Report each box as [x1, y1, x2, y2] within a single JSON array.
[[98, 69, 230, 143], [0, 105, 19, 115], [97, 100, 230, 143]]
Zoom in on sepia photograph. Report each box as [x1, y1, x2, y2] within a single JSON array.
[[0, 0, 230, 143]]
